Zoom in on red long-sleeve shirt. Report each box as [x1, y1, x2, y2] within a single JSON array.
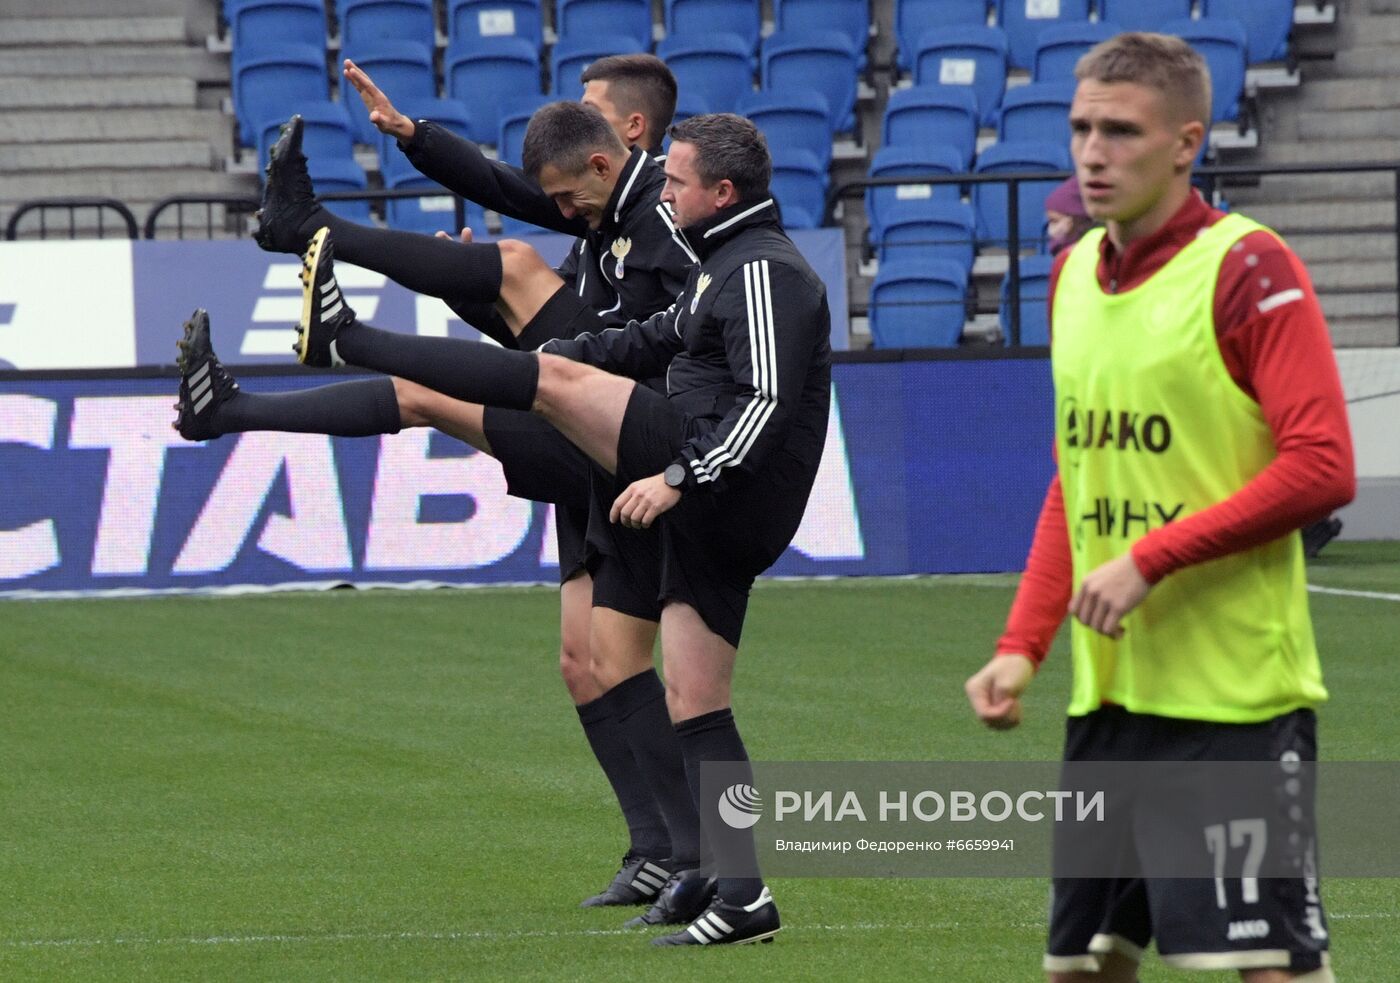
[[996, 191, 1356, 665]]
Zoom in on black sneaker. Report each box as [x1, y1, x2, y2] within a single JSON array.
[[254, 114, 322, 254], [173, 308, 239, 441], [652, 887, 781, 946], [296, 226, 353, 367], [623, 868, 715, 928], [580, 854, 672, 908]]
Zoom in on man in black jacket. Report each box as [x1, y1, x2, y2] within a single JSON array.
[[206, 70, 701, 911], [276, 114, 831, 945]]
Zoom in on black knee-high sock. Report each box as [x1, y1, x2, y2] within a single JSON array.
[[601, 669, 702, 869], [212, 377, 402, 436], [308, 209, 504, 303], [577, 698, 672, 860], [334, 321, 538, 411], [675, 708, 764, 905]]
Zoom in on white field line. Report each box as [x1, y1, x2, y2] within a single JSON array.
[[1307, 585, 1400, 602], [4, 912, 1392, 951]]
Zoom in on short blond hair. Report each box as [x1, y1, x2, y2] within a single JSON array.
[[1075, 32, 1211, 127]]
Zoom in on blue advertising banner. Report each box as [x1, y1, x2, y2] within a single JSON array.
[[0, 231, 848, 372], [0, 358, 1054, 594]]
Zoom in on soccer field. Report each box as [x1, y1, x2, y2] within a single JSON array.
[[3, 542, 1397, 981]]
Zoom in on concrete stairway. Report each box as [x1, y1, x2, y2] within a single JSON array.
[[0, 1, 255, 240], [1225, 1, 1400, 347]]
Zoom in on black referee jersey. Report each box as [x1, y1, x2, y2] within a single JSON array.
[[399, 123, 693, 342], [544, 198, 833, 559]]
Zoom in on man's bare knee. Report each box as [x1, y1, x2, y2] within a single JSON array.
[[392, 377, 434, 427], [533, 353, 594, 412]]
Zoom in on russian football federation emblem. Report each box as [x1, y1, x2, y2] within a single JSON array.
[[691, 272, 712, 314], [610, 237, 631, 279]]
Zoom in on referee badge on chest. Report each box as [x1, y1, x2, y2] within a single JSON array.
[[691, 272, 712, 314], [610, 237, 631, 278]]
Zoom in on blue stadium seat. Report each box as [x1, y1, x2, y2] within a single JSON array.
[[873, 198, 976, 273], [1000, 254, 1053, 345], [912, 25, 1008, 127], [972, 140, 1070, 248], [228, 0, 327, 49], [882, 84, 979, 169], [496, 93, 551, 165], [737, 89, 833, 170], [671, 90, 710, 123], [770, 148, 827, 229], [447, 0, 543, 47], [445, 37, 541, 145], [1096, 0, 1191, 35], [551, 35, 647, 99], [377, 97, 472, 182], [894, 0, 988, 72], [761, 30, 860, 133], [301, 156, 373, 223], [1203, 0, 1292, 64], [1032, 20, 1120, 82], [657, 34, 755, 115], [384, 172, 488, 235], [1164, 18, 1248, 123], [869, 259, 969, 349], [339, 40, 437, 143], [233, 43, 329, 146], [773, 0, 870, 65], [996, 0, 1090, 70], [666, 0, 761, 54], [996, 80, 1075, 149], [557, 0, 654, 51], [256, 102, 356, 175], [339, 0, 436, 49], [865, 144, 964, 241]]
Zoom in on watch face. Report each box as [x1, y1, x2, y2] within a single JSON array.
[[665, 463, 686, 487]]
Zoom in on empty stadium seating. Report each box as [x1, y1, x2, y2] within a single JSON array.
[[447, 0, 544, 48], [873, 198, 976, 273], [999, 254, 1054, 345], [1203, 0, 1293, 64], [770, 148, 828, 229], [666, 0, 762, 53], [339, 0, 437, 50], [444, 37, 542, 145], [557, 0, 654, 50], [865, 144, 964, 241], [912, 25, 1008, 127], [972, 140, 1071, 248], [869, 259, 969, 348], [773, 0, 871, 65], [997, 80, 1076, 148], [658, 33, 755, 116], [1032, 21, 1120, 82], [894, 0, 989, 72], [227, 0, 328, 49], [882, 84, 979, 168], [738, 89, 834, 170], [762, 30, 861, 132], [233, 42, 329, 146], [996, 0, 1090, 71], [1096, 0, 1191, 35]]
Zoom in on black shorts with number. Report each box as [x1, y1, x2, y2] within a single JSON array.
[[482, 406, 592, 584], [1046, 705, 1331, 975], [584, 384, 798, 648]]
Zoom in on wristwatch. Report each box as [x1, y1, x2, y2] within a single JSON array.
[[663, 462, 687, 489]]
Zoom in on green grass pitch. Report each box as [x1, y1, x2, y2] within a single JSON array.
[[3, 542, 1397, 981]]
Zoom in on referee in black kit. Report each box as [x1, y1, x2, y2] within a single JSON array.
[[283, 112, 832, 945]]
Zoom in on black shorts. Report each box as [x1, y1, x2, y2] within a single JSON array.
[[482, 406, 593, 583], [1046, 706, 1330, 975], [517, 283, 599, 351], [585, 385, 779, 648]]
